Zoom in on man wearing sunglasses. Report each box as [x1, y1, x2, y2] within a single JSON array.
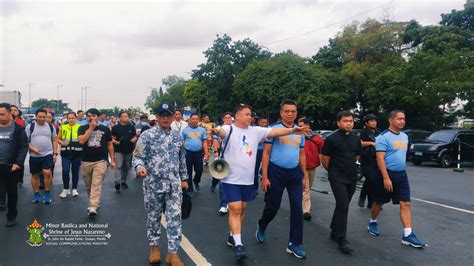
[[214, 103, 308, 261], [133, 102, 189, 265], [256, 99, 309, 259]]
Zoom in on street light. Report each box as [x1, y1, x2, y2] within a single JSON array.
[[57, 84, 63, 114], [81, 86, 91, 110], [29, 83, 35, 109]]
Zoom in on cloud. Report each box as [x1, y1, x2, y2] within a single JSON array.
[[1, 0, 467, 111], [71, 46, 100, 64], [1, 1, 21, 17]]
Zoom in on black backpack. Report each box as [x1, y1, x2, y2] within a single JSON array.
[[28, 122, 54, 142]]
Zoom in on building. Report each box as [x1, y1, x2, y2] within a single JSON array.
[[0, 90, 22, 107]]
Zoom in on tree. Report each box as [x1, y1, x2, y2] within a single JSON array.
[[192, 34, 271, 116], [440, 3, 473, 31], [233, 51, 353, 128], [183, 79, 204, 114], [162, 83, 186, 109], [99, 106, 143, 117], [161, 75, 186, 89], [31, 98, 70, 114], [145, 75, 186, 111]]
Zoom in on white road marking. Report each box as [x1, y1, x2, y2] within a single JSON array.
[[161, 216, 212, 266], [412, 197, 474, 215]]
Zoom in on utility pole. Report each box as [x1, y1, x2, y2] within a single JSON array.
[[81, 87, 84, 110], [81, 86, 90, 110], [85, 86, 89, 110], [29, 83, 35, 109], [57, 84, 63, 114]]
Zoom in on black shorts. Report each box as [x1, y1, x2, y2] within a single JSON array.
[[372, 170, 410, 205], [29, 155, 54, 174]]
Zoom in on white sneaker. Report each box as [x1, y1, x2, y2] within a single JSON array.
[[59, 189, 69, 198], [71, 189, 79, 197], [219, 206, 228, 215], [88, 207, 98, 216]]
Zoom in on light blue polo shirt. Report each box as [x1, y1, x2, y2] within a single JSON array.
[[375, 129, 408, 172], [266, 122, 305, 169], [182, 126, 207, 152]]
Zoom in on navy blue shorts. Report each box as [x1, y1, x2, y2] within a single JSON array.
[[372, 170, 410, 205], [29, 155, 54, 174], [221, 183, 256, 203]]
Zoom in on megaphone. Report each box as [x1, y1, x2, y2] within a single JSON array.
[[209, 159, 230, 179]]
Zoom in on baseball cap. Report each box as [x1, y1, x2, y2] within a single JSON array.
[[153, 102, 174, 116]]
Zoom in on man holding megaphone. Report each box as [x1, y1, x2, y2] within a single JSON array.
[[212, 103, 308, 261]]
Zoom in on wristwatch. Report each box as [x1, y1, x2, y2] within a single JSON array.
[[53, 153, 58, 156]]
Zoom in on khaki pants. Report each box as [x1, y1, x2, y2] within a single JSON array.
[[302, 168, 316, 213], [81, 160, 107, 208]]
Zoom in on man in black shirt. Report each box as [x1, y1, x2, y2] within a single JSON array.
[[0, 103, 28, 227], [78, 108, 115, 216], [321, 110, 361, 254], [111, 111, 137, 191], [357, 114, 379, 209]]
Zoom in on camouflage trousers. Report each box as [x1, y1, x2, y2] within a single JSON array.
[[143, 182, 183, 253]]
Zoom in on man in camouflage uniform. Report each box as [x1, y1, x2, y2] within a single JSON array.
[[132, 102, 189, 266]]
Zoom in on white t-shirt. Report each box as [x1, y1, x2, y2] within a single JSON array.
[[171, 120, 188, 134], [221, 125, 271, 185]]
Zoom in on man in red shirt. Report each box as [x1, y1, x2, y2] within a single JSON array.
[[298, 118, 324, 221]]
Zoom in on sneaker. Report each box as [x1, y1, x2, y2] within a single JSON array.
[[71, 189, 79, 197], [115, 182, 121, 192], [121, 182, 128, 189], [227, 235, 235, 248], [286, 242, 306, 259], [194, 182, 200, 192], [59, 189, 70, 198], [368, 221, 380, 236], [218, 206, 228, 216], [303, 212, 312, 221], [338, 238, 354, 254], [6, 217, 16, 227], [32, 193, 41, 203], [402, 233, 424, 248], [43, 192, 52, 204], [88, 207, 98, 216], [234, 245, 247, 261], [255, 223, 265, 243]]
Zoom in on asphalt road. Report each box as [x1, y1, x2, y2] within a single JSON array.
[[0, 159, 473, 266]]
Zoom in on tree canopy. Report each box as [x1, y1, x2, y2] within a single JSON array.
[[145, 4, 473, 129]]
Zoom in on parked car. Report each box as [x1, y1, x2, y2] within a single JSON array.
[[403, 129, 432, 145], [408, 129, 474, 168], [403, 129, 432, 160]]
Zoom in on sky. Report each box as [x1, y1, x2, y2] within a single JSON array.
[[0, 0, 467, 112]]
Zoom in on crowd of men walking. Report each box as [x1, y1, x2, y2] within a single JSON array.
[[0, 100, 424, 265]]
